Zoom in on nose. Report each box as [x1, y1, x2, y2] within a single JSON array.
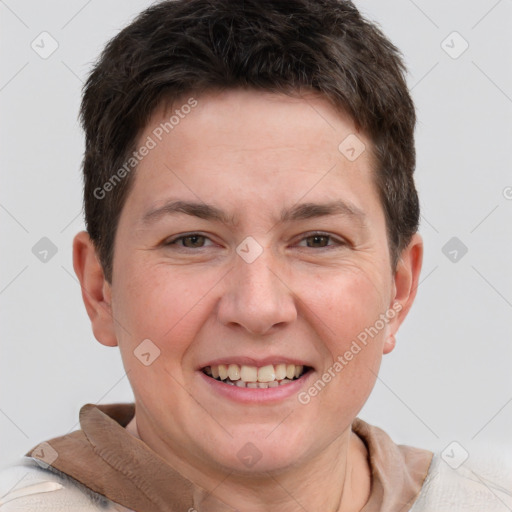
[[216, 249, 298, 336]]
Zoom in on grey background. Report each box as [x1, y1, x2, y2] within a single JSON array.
[[1, 0, 511, 470]]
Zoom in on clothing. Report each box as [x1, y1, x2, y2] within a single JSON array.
[[0, 402, 510, 511]]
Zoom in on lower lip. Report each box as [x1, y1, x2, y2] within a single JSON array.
[[198, 370, 314, 404]]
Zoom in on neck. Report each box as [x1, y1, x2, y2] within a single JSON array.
[[125, 416, 371, 512]]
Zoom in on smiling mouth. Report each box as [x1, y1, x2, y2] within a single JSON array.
[[202, 363, 311, 388]]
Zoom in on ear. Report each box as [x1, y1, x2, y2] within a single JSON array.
[[383, 233, 423, 355], [72, 231, 118, 347]]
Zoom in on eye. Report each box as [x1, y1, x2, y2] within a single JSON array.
[[162, 232, 345, 251], [296, 232, 345, 249], [164, 233, 215, 249]]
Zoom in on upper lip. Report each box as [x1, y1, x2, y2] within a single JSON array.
[[198, 356, 313, 369]]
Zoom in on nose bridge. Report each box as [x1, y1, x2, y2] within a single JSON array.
[[240, 252, 279, 303], [217, 248, 297, 335]]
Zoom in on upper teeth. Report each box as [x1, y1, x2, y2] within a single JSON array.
[[205, 363, 304, 383]]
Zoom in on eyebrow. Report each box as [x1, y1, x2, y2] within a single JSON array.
[[140, 199, 366, 227]]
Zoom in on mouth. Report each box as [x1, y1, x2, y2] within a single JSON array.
[[202, 363, 312, 388]]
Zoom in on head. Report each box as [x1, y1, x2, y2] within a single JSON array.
[[74, 0, 422, 480]]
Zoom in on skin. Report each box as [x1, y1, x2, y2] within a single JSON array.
[[73, 88, 423, 512]]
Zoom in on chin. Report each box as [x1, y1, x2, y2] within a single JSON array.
[[200, 427, 311, 476]]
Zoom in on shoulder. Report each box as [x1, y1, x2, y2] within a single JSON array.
[[410, 452, 512, 511], [0, 457, 120, 511]]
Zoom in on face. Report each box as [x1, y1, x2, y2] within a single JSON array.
[[75, 89, 422, 478]]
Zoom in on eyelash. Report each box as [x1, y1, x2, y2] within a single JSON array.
[[163, 232, 346, 251]]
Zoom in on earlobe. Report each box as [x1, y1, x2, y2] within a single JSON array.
[[384, 233, 423, 353], [383, 333, 396, 355], [72, 231, 118, 347]]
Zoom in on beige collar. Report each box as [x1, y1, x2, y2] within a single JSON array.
[[27, 403, 432, 512]]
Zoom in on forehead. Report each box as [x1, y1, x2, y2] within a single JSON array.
[[126, 88, 380, 224], [153, 88, 367, 156]]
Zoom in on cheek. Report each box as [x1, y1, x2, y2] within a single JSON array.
[[304, 263, 389, 341], [112, 261, 214, 359], [111, 263, 215, 414], [302, 267, 389, 392]]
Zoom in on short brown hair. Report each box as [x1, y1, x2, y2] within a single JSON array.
[[81, 0, 419, 282]]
